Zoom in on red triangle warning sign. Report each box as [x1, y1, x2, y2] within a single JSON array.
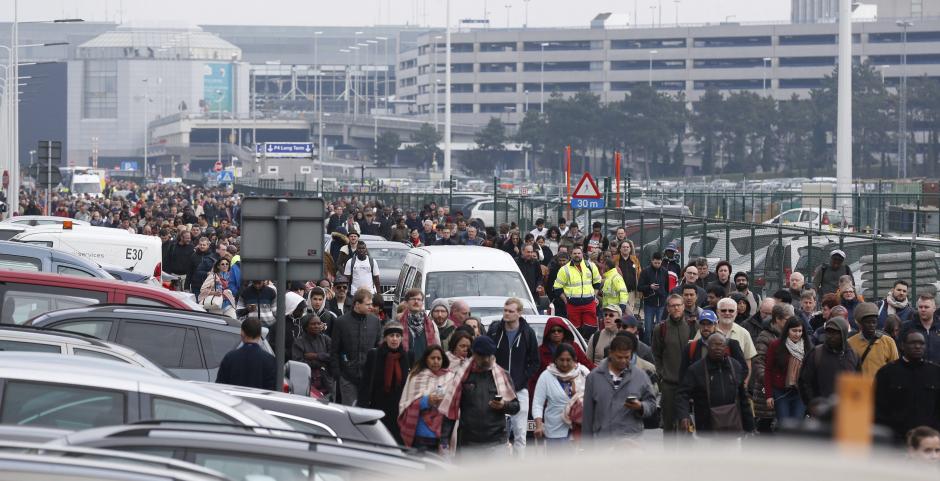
[[572, 172, 601, 199]]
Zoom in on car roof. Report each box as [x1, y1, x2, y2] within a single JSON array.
[[407, 245, 520, 272], [0, 351, 173, 379], [0, 240, 109, 274], [60, 423, 430, 471], [0, 324, 107, 346], [0, 215, 90, 226], [28, 304, 234, 328], [0, 269, 188, 306], [437, 296, 537, 309], [363, 240, 411, 249]]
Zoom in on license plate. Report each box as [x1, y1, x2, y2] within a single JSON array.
[[527, 420, 536, 432]]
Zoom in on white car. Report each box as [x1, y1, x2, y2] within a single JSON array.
[[763, 208, 850, 231], [436, 296, 538, 319], [0, 216, 90, 227], [479, 315, 588, 353]]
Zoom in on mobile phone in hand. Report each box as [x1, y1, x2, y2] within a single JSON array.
[[624, 396, 638, 405], [494, 394, 502, 402]]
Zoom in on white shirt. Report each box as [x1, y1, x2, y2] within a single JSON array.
[[344, 255, 380, 294], [530, 227, 548, 239]]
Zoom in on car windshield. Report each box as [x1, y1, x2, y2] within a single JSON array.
[[469, 305, 538, 318], [371, 248, 408, 273], [73, 183, 101, 194], [424, 271, 531, 307]]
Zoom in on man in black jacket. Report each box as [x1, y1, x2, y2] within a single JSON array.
[[215, 317, 277, 391], [166, 231, 194, 278], [875, 330, 940, 443], [517, 245, 544, 302], [799, 316, 859, 410], [486, 297, 539, 455], [184, 236, 212, 292], [676, 333, 755, 434], [330, 288, 383, 406], [638, 252, 669, 343]]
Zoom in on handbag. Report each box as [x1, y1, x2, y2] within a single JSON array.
[[202, 294, 223, 311], [703, 359, 743, 432]]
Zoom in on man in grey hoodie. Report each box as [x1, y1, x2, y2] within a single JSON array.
[[582, 333, 657, 441]]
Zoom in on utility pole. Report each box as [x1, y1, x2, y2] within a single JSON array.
[[897, 20, 913, 179], [142, 78, 149, 178], [444, 0, 452, 180], [836, 0, 853, 224]]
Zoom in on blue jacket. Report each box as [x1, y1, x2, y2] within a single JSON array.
[[215, 342, 277, 391], [876, 299, 914, 328], [487, 317, 540, 392]]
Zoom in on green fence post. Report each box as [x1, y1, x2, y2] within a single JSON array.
[[750, 225, 756, 283], [659, 215, 665, 253], [493, 176, 498, 226], [639, 212, 646, 261], [777, 224, 784, 291], [911, 241, 919, 299], [725, 220, 731, 262], [872, 238, 878, 301], [702, 217, 708, 259], [680, 217, 686, 267]]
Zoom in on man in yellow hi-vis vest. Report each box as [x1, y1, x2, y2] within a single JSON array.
[[552, 246, 603, 339]]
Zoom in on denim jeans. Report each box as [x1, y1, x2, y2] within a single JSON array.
[[643, 305, 664, 343], [773, 387, 805, 421]]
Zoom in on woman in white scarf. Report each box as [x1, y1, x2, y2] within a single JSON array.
[[532, 343, 590, 446], [764, 318, 812, 423]]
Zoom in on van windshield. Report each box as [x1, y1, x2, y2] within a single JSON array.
[[424, 271, 531, 306], [73, 183, 102, 194]]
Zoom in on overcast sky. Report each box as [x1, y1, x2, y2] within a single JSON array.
[[2, 0, 790, 28]]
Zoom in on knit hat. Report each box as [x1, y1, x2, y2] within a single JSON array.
[[472, 336, 497, 356], [430, 298, 450, 315], [383, 321, 404, 337]]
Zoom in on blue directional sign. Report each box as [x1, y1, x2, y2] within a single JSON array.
[[217, 170, 235, 183], [571, 198, 606, 209], [260, 142, 313, 157]]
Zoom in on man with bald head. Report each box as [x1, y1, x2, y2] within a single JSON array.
[[449, 299, 471, 327], [671, 264, 706, 308]]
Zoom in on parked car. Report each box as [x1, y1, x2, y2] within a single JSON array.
[[0, 215, 90, 227], [479, 314, 587, 353], [763, 207, 850, 231], [26, 304, 270, 382], [0, 352, 294, 432], [0, 324, 169, 375], [0, 270, 200, 325], [0, 441, 228, 481], [0, 239, 114, 279], [51, 423, 437, 481], [362, 239, 411, 306], [436, 296, 538, 319], [198, 383, 397, 446]]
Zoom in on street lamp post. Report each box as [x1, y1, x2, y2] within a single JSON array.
[[674, 0, 681, 26], [314, 31, 323, 166], [648, 50, 658, 86], [216, 89, 223, 172], [376, 36, 389, 111], [444, 0, 452, 180], [897, 20, 913, 179], [523, 0, 531, 28], [762, 57, 772, 93], [540, 42, 550, 113], [504, 4, 512, 28], [142, 78, 149, 178]]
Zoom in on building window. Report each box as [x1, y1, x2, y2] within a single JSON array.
[[480, 42, 517, 52], [450, 43, 474, 53], [779, 34, 836, 45], [479, 83, 517, 93], [83, 60, 117, 119], [779, 56, 836, 67], [451, 103, 474, 113], [692, 36, 772, 48], [523, 40, 592, 51], [449, 63, 474, 73], [523, 61, 591, 72], [522, 82, 591, 92], [399, 59, 417, 70], [693, 58, 766, 68], [450, 83, 474, 93], [611, 59, 685, 70], [611, 81, 685, 91], [779, 78, 826, 89], [693, 79, 764, 90], [479, 103, 517, 113], [611, 38, 686, 49], [480, 62, 517, 73]]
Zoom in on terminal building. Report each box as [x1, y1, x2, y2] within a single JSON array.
[[394, 15, 940, 126]]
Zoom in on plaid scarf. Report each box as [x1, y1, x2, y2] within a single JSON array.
[[438, 358, 517, 421], [399, 311, 440, 352], [397, 368, 454, 447]]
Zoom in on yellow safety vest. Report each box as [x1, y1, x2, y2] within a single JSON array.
[[554, 260, 601, 301], [601, 268, 630, 307]]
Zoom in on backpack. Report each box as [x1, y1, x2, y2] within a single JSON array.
[[814, 264, 850, 290], [658, 317, 696, 345]]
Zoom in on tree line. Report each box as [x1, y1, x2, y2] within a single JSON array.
[[374, 62, 940, 179]]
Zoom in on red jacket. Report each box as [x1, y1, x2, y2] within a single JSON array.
[[763, 339, 788, 400]]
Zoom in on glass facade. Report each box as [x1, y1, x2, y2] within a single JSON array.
[[82, 60, 117, 119]]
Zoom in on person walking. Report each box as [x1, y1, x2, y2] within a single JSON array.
[[875, 330, 940, 444], [652, 294, 697, 434], [677, 333, 754, 435], [330, 288, 383, 406], [751, 303, 790, 432], [582, 334, 656, 442], [764, 318, 812, 423], [638, 252, 669, 343], [613, 240, 641, 317], [198, 257, 237, 318], [438, 336, 520, 453], [813, 249, 851, 297], [398, 345, 454, 451], [901, 295, 940, 364], [398, 289, 441, 359], [343, 241, 381, 296], [587, 305, 621, 365], [877, 280, 914, 327], [798, 316, 859, 410], [215, 317, 277, 391], [532, 342, 591, 446], [359, 322, 413, 443], [848, 302, 899, 377], [552, 246, 602, 340], [486, 297, 539, 455], [517, 245, 545, 302], [599, 256, 630, 316]]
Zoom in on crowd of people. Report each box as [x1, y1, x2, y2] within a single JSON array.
[[14, 186, 940, 463]]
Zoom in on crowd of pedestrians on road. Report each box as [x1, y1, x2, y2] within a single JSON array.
[[20, 186, 940, 462]]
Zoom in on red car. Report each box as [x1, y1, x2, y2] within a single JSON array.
[[0, 270, 200, 324]]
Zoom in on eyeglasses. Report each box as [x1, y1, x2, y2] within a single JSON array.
[[604, 312, 619, 318], [667, 304, 683, 309], [335, 285, 348, 290], [719, 309, 736, 313], [408, 297, 424, 302], [550, 328, 565, 334]]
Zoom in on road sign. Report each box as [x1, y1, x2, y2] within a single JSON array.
[[28, 164, 61, 187], [217, 170, 235, 183], [239, 197, 325, 282], [262, 142, 314, 157], [571, 198, 606, 209], [37, 140, 62, 164], [572, 172, 601, 199], [214, 161, 223, 172]]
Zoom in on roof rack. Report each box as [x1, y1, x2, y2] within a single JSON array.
[[0, 323, 106, 343]]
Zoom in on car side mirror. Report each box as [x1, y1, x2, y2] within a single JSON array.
[[285, 360, 311, 397]]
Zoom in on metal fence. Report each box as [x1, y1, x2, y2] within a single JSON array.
[[234, 179, 940, 300]]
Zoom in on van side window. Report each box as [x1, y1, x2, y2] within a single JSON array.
[[1, 291, 100, 325], [1, 381, 125, 429], [411, 268, 422, 291], [0, 254, 41, 273], [0, 339, 62, 353], [57, 265, 97, 277], [54, 320, 113, 339]]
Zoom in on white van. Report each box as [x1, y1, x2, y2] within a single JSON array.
[[394, 246, 537, 310], [11, 225, 163, 281]]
